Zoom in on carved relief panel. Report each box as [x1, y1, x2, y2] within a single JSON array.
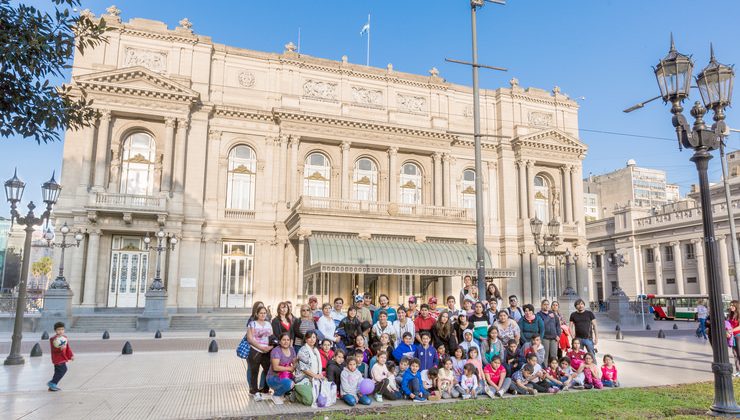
[[123, 47, 168, 73]]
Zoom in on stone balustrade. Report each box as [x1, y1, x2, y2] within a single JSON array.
[[293, 196, 474, 221], [91, 191, 166, 212]]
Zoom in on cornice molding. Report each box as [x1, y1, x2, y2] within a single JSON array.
[[74, 66, 199, 104]]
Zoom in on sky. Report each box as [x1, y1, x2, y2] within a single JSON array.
[[4, 0, 740, 205]]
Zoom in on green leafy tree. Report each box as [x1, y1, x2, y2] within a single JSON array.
[[0, 0, 107, 143]]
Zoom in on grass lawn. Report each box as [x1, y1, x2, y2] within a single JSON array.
[[315, 380, 740, 420]]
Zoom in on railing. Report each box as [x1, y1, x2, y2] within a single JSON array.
[[635, 198, 740, 228], [0, 294, 44, 314], [224, 209, 256, 220], [294, 196, 474, 221], [92, 192, 166, 212]]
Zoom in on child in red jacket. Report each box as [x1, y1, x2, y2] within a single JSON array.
[[48, 322, 74, 391]]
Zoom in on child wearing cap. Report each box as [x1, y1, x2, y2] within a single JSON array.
[[427, 296, 440, 320], [407, 296, 419, 320]]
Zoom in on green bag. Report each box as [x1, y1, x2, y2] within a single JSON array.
[[294, 379, 314, 406]]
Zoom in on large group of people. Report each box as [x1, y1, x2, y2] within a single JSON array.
[[242, 276, 618, 407]]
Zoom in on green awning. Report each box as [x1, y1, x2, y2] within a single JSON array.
[[304, 237, 516, 278]]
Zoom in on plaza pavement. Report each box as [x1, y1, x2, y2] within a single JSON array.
[[0, 320, 720, 420]]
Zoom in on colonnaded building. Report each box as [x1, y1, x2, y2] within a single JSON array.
[[53, 7, 588, 318]]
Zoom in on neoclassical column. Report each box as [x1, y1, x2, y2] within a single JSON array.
[[80, 120, 98, 189], [341, 141, 351, 200], [517, 160, 526, 219], [81, 230, 101, 307], [488, 161, 498, 221], [297, 234, 306, 302], [671, 241, 685, 295], [173, 118, 190, 193], [93, 111, 112, 189], [652, 244, 664, 295], [599, 251, 608, 302], [526, 160, 535, 218], [278, 134, 289, 202], [166, 240, 181, 307], [432, 152, 443, 206], [586, 253, 595, 303], [289, 135, 300, 202], [161, 117, 177, 193], [521, 249, 532, 304], [388, 146, 399, 202], [718, 235, 732, 296], [562, 165, 573, 223], [69, 235, 86, 305], [530, 250, 540, 302], [694, 239, 708, 295], [442, 152, 451, 206]]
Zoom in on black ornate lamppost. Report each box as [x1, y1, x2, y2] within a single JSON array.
[[143, 228, 177, 291], [653, 36, 739, 415], [3, 170, 61, 365], [44, 223, 83, 290], [530, 217, 562, 301]]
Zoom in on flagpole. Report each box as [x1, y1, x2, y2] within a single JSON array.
[[366, 14, 370, 66]]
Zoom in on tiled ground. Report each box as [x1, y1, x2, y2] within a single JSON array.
[[0, 332, 722, 420]]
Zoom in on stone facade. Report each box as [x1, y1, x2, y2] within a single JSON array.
[[54, 10, 588, 312]]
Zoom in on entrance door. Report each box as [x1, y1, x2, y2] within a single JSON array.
[[108, 236, 149, 308], [220, 242, 254, 308]]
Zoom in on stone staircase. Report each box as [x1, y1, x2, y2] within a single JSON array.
[[168, 313, 250, 331], [72, 315, 139, 332]]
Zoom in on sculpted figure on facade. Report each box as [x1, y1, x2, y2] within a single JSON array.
[[303, 80, 337, 100], [397, 94, 426, 113], [238, 71, 255, 88], [528, 111, 553, 127], [124, 47, 168, 73], [351, 86, 382, 106]]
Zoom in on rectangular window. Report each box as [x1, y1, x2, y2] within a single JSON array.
[[595, 254, 602, 268], [646, 248, 654, 263], [687, 277, 697, 284], [665, 246, 673, 262], [647, 279, 656, 285], [685, 243, 696, 260], [666, 278, 676, 284]]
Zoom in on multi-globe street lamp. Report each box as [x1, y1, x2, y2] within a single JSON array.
[[530, 216, 568, 300], [144, 228, 177, 291], [653, 36, 739, 415], [3, 170, 61, 365], [44, 223, 83, 290]]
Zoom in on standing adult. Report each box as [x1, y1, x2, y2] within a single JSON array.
[[317, 303, 339, 345], [373, 294, 397, 323], [246, 305, 274, 400], [267, 333, 297, 405], [569, 299, 598, 356], [468, 301, 490, 345], [431, 311, 457, 354], [330, 297, 346, 327], [392, 306, 415, 347], [414, 303, 436, 343], [371, 310, 396, 346], [308, 296, 321, 321], [551, 301, 571, 357], [272, 302, 294, 342], [364, 292, 377, 314], [442, 296, 460, 320], [338, 306, 362, 349], [506, 295, 524, 322], [485, 298, 499, 325], [728, 300, 740, 376], [518, 304, 544, 346], [459, 275, 474, 304], [292, 304, 318, 353], [696, 299, 708, 340], [537, 299, 561, 364], [354, 295, 373, 337], [493, 310, 521, 346], [485, 283, 503, 309]]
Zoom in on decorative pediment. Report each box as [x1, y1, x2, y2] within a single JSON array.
[[230, 164, 255, 175], [74, 66, 199, 104], [401, 180, 417, 189], [307, 171, 328, 181], [124, 153, 153, 164], [512, 128, 587, 157], [462, 186, 475, 194], [354, 176, 372, 185]]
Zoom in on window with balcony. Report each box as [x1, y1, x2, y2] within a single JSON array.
[[120, 132, 156, 195], [353, 157, 378, 201], [461, 169, 476, 211], [534, 175, 549, 221], [226, 145, 257, 210], [303, 153, 331, 197], [400, 162, 422, 204]]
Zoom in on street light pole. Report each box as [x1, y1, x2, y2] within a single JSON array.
[[144, 228, 177, 291], [653, 38, 739, 415], [44, 223, 83, 290], [3, 170, 61, 366]]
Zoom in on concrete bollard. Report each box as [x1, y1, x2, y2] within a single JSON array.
[[102, 331, 110, 340], [41, 331, 49, 340], [208, 340, 219, 353], [615, 325, 620, 332], [646, 324, 651, 330], [209, 329, 216, 338], [616, 330, 624, 340], [673, 323, 679, 330], [658, 329, 666, 338], [155, 330, 162, 339], [30, 343, 43, 357], [122, 341, 133, 355]]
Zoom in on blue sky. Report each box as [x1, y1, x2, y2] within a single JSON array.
[[4, 0, 740, 204]]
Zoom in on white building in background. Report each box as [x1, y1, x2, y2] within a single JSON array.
[[52, 8, 589, 315], [584, 192, 600, 222]]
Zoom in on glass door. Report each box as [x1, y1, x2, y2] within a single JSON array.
[[108, 236, 148, 307], [220, 242, 254, 308]]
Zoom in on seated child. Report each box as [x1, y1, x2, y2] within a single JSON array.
[[368, 341, 382, 371], [456, 363, 480, 400], [354, 348, 369, 379], [395, 357, 411, 388], [371, 351, 402, 401], [465, 347, 485, 393], [437, 357, 460, 399], [483, 355, 511, 398], [558, 356, 584, 389], [544, 357, 566, 390], [601, 354, 619, 387], [393, 332, 417, 362], [401, 358, 428, 401], [355, 335, 372, 365], [451, 347, 467, 382], [580, 353, 603, 389], [425, 367, 441, 400], [521, 352, 555, 394], [326, 350, 346, 395], [566, 338, 587, 371], [523, 335, 546, 366], [414, 332, 439, 373], [340, 358, 372, 406], [436, 343, 448, 365], [510, 364, 538, 395], [503, 339, 525, 376], [319, 339, 335, 373]]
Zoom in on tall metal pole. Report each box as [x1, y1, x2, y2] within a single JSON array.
[[543, 254, 549, 301], [470, 2, 487, 301], [719, 141, 740, 299], [4, 221, 34, 365]]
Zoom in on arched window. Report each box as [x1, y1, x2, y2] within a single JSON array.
[[353, 158, 378, 201], [400, 162, 422, 204], [226, 145, 257, 210], [534, 175, 550, 221], [461, 169, 476, 211], [303, 152, 331, 197], [120, 132, 156, 195]]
